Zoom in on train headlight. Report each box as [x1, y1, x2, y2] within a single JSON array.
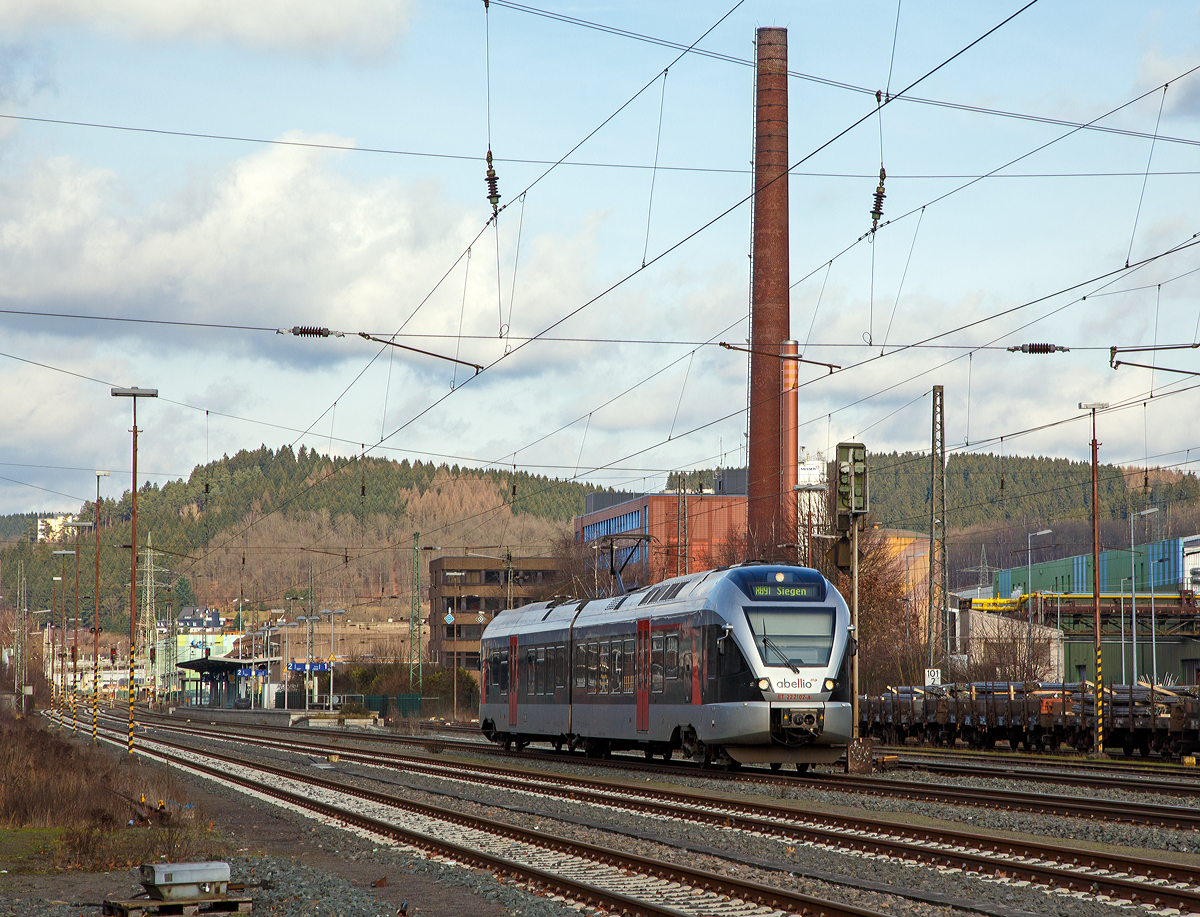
[[757, 677, 771, 690], [823, 678, 836, 692]]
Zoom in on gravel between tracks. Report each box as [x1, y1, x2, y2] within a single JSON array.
[[158, 728, 1200, 917]]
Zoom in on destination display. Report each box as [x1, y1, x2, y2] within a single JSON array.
[[750, 583, 821, 600]]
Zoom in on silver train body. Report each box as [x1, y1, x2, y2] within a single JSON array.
[[478, 564, 853, 767]]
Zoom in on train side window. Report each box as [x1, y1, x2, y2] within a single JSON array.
[[536, 647, 546, 695], [623, 638, 635, 693], [651, 634, 664, 693], [683, 651, 692, 683], [611, 645, 622, 695], [707, 626, 718, 678], [557, 645, 566, 687], [587, 642, 598, 694], [500, 650, 508, 695], [527, 648, 536, 695], [574, 643, 586, 689], [665, 634, 679, 679], [598, 642, 610, 694]]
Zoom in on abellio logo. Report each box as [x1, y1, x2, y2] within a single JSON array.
[[774, 676, 818, 691]]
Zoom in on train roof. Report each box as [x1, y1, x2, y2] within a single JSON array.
[[481, 563, 834, 640]]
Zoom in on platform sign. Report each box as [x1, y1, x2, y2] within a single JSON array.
[[924, 668, 942, 687], [287, 662, 330, 673], [236, 668, 252, 676], [444, 612, 455, 624]]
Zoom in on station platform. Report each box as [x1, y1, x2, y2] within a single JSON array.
[[167, 706, 378, 729]]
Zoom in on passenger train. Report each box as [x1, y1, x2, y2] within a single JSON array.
[[478, 563, 854, 770]]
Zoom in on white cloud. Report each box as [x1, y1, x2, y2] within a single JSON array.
[[0, 1, 412, 61]]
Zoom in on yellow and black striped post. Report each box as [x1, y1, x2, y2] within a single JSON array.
[[128, 649, 136, 755], [1096, 646, 1103, 754]]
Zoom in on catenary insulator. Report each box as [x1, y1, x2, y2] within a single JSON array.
[[1006, 343, 1069, 354], [485, 148, 501, 213], [869, 166, 886, 230], [291, 326, 331, 337]]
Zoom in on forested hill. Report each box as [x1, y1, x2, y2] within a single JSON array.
[[868, 451, 1199, 533], [3, 445, 599, 550], [0, 446, 601, 631]]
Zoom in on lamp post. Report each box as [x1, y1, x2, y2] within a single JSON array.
[[445, 571, 465, 722], [280, 621, 299, 710], [1080, 401, 1107, 754], [904, 551, 927, 647], [1130, 506, 1157, 684], [1026, 529, 1052, 678], [1118, 576, 1130, 685], [53, 553, 76, 725], [320, 609, 346, 711], [1152, 556, 1169, 686], [51, 573, 63, 726], [112, 385, 157, 755], [64, 523, 92, 735], [296, 615, 319, 711], [793, 483, 828, 568], [91, 471, 109, 742]]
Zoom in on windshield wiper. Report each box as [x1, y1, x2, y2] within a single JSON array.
[[761, 635, 799, 674]]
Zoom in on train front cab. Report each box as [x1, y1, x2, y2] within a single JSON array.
[[694, 567, 853, 769]]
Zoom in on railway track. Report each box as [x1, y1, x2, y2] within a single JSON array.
[[107, 711, 1200, 914], [88, 718, 891, 917], [126, 708, 1200, 828]]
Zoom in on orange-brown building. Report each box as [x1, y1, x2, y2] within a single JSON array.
[[574, 491, 747, 590]]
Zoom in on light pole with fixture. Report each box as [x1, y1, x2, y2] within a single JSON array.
[[905, 551, 926, 647], [51, 572, 63, 726], [1130, 506, 1157, 683], [112, 385, 157, 754], [1080, 401, 1107, 753], [92, 470, 109, 743], [1026, 528, 1052, 677], [445, 570, 465, 722], [792, 483, 827, 568], [320, 609, 345, 710], [64, 522, 92, 734], [53, 553, 76, 725], [296, 615, 319, 710], [279, 621, 299, 709]]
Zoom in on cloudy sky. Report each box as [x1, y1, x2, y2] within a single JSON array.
[[1, 0, 1198, 516]]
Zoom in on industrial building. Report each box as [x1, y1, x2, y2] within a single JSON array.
[[427, 554, 562, 674], [977, 533, 1200, 684]]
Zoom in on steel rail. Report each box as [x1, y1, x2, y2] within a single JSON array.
[[130, 709, 1200, 830], [134, 714, 1200, 911], [117, 726, 892, 917]]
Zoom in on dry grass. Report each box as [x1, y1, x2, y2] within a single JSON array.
[[0, 712, 219, 869]]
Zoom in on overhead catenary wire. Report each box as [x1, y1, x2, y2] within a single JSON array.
[[25, 3, 1089, 580], [1126, 83, 1169, 269], [642, 68, 670, 268]]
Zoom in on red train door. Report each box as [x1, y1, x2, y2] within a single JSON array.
[[636, 618, 649, 732], [508, 635, 518, 727]]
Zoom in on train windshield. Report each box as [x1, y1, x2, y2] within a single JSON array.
[[742, 606, 835, 668]]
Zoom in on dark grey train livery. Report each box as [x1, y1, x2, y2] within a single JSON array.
[[478, 564, 853, 769]]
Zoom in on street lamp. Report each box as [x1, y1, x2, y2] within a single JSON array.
[[50, 573, 64, 725], [64, 522, 92, 735], [112, 385, 157, 755], [905, 551, 927, 646], [52, 555, 75, 727], [1152, 556, 1169, 686], [296, 615, 319, 711], [320, 609, 346, 711], [92, 470, 109, 743], [445, 571, 465, 722], [1130, 506, 1157, 684], [278, 621, 299, 710], [793, 483, 828, 568], [1080, 401, 1107, 753], [1026, 529, 1052, 678]]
